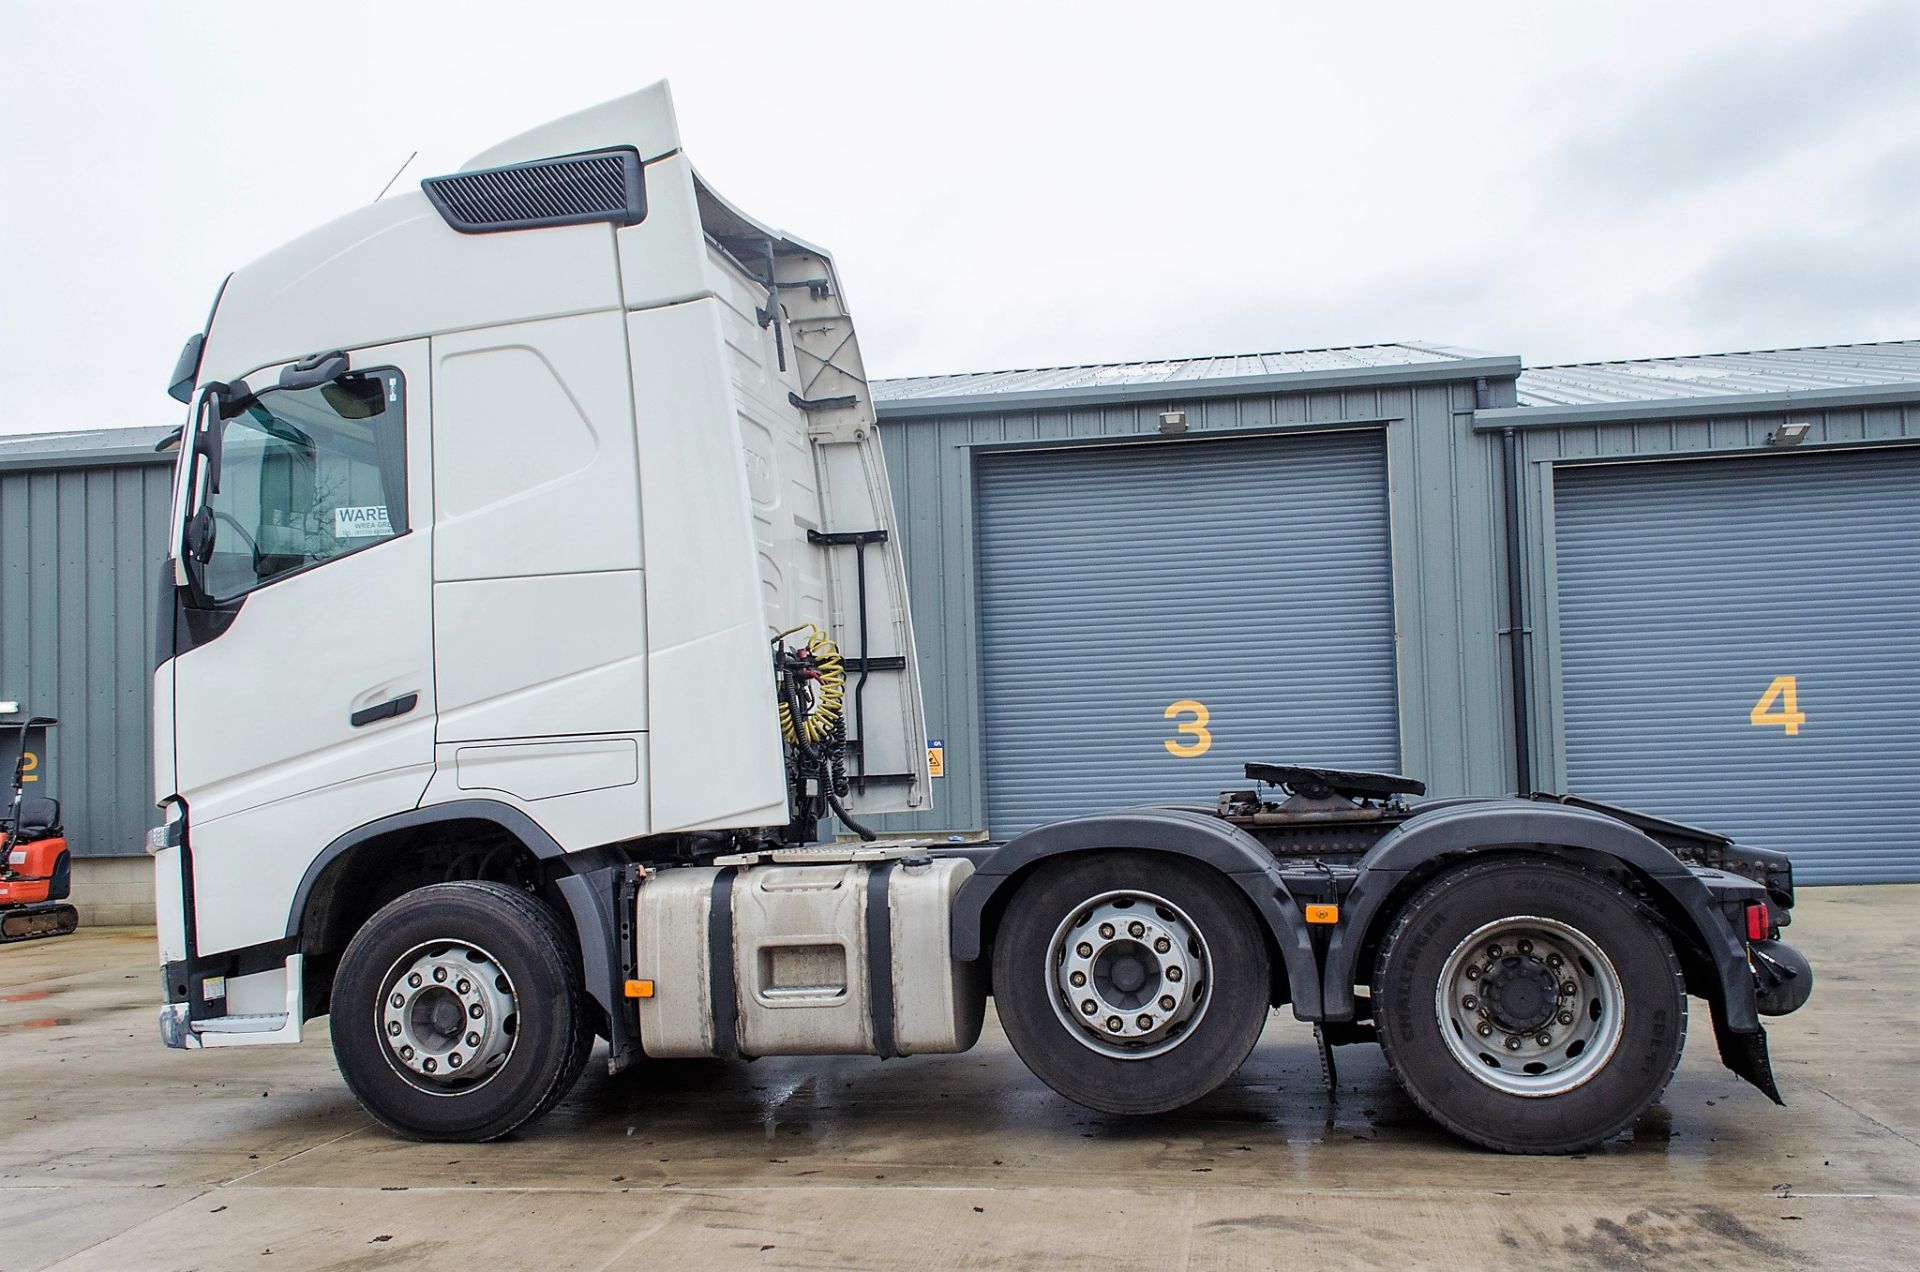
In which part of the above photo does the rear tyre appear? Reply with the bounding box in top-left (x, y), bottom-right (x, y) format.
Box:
top-left (331, 881), bottom-right (588, 1141)
top-left (1371, 857), bottom-right (1686, 1154)
top-left (992, 852), bottom-right (1271, 1115)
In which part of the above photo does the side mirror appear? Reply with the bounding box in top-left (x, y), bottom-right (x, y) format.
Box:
top-left (167, 333), bottom-right (205, 404)
top-left (184, 506), bottom-right (217, 564)
top-left (179, 506), bottom-right (215, 607)
top-left (192, 387), bottom-right (234, 495)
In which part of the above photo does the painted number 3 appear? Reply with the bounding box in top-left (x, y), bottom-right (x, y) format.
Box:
top-left (1164, 700), bottom-right (1212, 757)
top-left (1750, 676), bottom-right (1806, 736)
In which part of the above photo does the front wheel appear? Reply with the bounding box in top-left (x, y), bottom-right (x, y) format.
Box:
top-left (1372, 857), bottom-right (1687, 1154)
top-left (331, 881), bottom-right (592, 1141)
top-left (992, 852), bottom-right (1271, 1115)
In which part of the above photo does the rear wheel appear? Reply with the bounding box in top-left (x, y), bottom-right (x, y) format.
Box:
top-left (331, 881), bottom-right (591, 1141)
top-left (992, 853), bottom-right (1271, 1114)
top-left (1371, 857), bottom-right (1686, 1154)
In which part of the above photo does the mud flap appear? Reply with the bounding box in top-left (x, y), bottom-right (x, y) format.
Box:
top-left (1714, 1007), bottom-right (1783, 1105)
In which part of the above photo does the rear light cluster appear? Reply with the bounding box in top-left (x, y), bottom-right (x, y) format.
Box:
top-left (1745, 901), bottom-right (1771, 942)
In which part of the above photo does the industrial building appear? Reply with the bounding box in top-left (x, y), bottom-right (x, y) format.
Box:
top-left (2, 339), bottom-right (1916, 922)
top-left (867, 340), bottom-right (1920, 884)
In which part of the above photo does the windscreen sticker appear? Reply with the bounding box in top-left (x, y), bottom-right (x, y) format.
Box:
top-left (334, 506), bottom-right (392, 539)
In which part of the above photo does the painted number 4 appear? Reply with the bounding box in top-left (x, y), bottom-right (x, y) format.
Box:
top-left (1749, 676), bottom-right (1806, 736)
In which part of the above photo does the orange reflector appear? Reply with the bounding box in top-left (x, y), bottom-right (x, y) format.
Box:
top-left (1304, 904), bottom-right (1339, 925)
top-left (624, 979), bottom-right (655, 999)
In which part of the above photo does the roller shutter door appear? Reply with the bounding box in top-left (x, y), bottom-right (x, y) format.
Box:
top-left (1555, 447), bottom-right (1920, 884)
top-left (975, 431), bottom-right (1399, 839)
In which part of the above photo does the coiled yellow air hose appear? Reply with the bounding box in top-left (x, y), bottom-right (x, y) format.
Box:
top-left (776, 624), bottom-right (846, 745)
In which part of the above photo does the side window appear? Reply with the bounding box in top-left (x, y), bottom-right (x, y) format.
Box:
top-left (203, 369), bottom-right (407, 600)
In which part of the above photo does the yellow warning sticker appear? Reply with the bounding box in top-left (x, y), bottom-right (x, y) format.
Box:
top-left (927, 739), bottom-right (946, 778)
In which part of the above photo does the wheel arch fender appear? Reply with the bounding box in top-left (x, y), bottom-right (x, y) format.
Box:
top-left (1323, 800), bottom-right (1758, 1032)
top-left (287, 799), bottom-right (620, 1046)
top-left (952, 808), bottom-right (1322, 1018)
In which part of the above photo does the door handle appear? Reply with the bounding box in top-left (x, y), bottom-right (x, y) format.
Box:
top-left (349, 692), bottom-right (418, 728)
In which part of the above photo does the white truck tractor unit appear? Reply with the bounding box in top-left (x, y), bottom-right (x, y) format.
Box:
top-left (153, 83), bottom-right (1814, 1152)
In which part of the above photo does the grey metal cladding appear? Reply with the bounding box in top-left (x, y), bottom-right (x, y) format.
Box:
top-left (1553, 446), bottom-right (1920, 884)
top-left (0, 460), bottom-right (174, 857)
top-left (973, 431), bottom-right (1400, 839)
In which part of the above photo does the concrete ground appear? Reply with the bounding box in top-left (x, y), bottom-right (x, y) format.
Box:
top-left (1, 887), bottom-right (1915, 1272)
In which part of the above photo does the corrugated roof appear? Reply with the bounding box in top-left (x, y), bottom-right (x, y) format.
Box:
top-left (0, 426), bottom-right (176, 470)
top-left (872, 342), bottom-right (1497, 403)
top-left (1517, 340), bottom-right (1920, 407)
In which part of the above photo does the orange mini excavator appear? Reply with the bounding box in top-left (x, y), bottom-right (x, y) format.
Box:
top-left (1, 716), bottom-right (77, 942)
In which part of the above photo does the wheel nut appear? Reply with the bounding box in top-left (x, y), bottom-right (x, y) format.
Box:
top-left (433, 967), bottom-right (447, 983)
top-left (1136, 1014), bottom-right (1153, 1030)
top-left (1557, 1010), bottom-right (1574, 1026)
top-left (1465, 966), bottom-right (1481, 980)
top-left (1477, 1022), bottom-right (1493, 1037)
top-left (1461, 995), bottom-right (1477, 1010)
top-left (400, 1045), bottom-right (414, 1060)
top-left (408, 973), bottom-right (422, 988)
top-left (1106, 1016), bottom-right (1123, 1032)
top-left (456, 979), bottom-right (471, 994)
top-left (391, 993), bottom-right (405, 1008)
top-left (1504, 1035), bottom-right (1521, 1051)
top-left (1166, 966), bottom-right (1183, 982)
top-left (1128, 921), bottom-right (1145, 938)
top-left (1536, 1033), bottom-right (1552, 1046)
top-left (1487, 944), bottom-right (1502, 958)
top-left (468, 1003), bottom-right (483, 1019)
top-left (386, 1021), bottom-right (401, 1037)
top-left (1154, 938), bottom-right (1170, 954)
top-left (423, 1057), bottom-right (438, 1072)
top-left (1159, 995), bottom-right (1176, 1011)
top-left (1077, 942), bottom-right (1094, 958)
top-left (1561, 980), bottom-right (1577, 996)
top-left (1070, 971), bottom-right (1087, 987)
top-left (466, 1032), bottom-right (481, 1047)
top-left (1517, 940), bottom-right (1533, 955)
top-left (1099, 923), bottom-right (1115, 939)
top-left (449, 1052), bottom-right (463, 1068)
top-left (1546, 954), bottom-right (1562, 969)
top-left (1082, 1000), bottom-right (1097, 1016)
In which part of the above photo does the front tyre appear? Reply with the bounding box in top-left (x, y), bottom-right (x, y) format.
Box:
top-left (992, 853), bottom-right (1271, 1115)
top-left (331, 881), bottom-right (589, 1141)
top-left (1372, 857), bottom-right (1687, 1154)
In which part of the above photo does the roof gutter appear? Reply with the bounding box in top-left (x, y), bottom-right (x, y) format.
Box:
top-left (875, 355), bottom-right (1523, 421)
top-left (1476, 380), bottom-right (1920, 431)
top-left (0, 441), bottom-right (176, 474)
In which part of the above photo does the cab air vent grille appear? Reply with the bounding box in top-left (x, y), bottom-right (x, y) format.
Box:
top-left (421, 148), bottom-right (646, 234)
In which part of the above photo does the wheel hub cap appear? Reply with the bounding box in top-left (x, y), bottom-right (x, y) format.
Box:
top-left (378, 941), bottom-right (518, 1094)
top-left (1481, 958), bottom-right (1559, 1032)
top-left (1049, 891), bottom-right (1211, 1060)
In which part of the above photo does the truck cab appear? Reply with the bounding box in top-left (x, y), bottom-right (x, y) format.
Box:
top-left (155, 80), bottom-right (924, 1058)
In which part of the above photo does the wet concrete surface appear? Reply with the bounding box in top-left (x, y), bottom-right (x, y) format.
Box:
top-left (1, 886), bottom-right (1915, 1270)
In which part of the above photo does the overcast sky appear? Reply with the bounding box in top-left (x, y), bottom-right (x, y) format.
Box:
top-left (3, 0), bottom-right (1916, 434)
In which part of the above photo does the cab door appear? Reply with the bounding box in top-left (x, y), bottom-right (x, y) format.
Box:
top-left (169, 339), bottom-right (435, 955)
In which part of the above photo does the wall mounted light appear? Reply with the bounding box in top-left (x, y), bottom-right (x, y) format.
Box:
top-left (1767, 421), bottom-right (1810, 447)
top-left (1159, 410), bottom-right (1187, 435)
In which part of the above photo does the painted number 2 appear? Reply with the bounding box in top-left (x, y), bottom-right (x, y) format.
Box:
top-left (1749, 676), bottom-right (1806, 736)
top-left (1164, 700), bottom-right (1212, 757)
